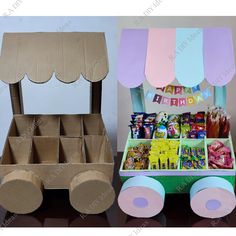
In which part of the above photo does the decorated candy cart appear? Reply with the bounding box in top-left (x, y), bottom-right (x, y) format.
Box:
top-left (0, 32), bottom-right (115, 214)
top-left (117, 28), bottom-right (236, 218)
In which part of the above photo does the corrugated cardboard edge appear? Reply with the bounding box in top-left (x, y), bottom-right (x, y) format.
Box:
top-left (0, 32), bottom-right (109, 84)
top-left (0, 170), bottom-right (43, 214)
top-left (69, 170), bottom-right (115, 214)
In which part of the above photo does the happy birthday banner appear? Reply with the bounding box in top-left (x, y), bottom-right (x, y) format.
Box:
top-left (145, 85), bottom-right (212, 107)
top-left (156, 84), bottom-right (201, 95)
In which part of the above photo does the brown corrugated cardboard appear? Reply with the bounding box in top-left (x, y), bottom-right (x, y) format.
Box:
top-left (0, 114), bottom-right (114, 214)
top-left (0, 32), bottom-right (114, 215)
top-left (59, 137), bottom-right (85, 163)
top-left (60, 115), bottom-right (83, 137)
top-left (0, 32), bottom-right (109, 84)
top-left (34, 115), bottom-right (60, 136)
top-left (2, 137), bottom-right (32, 164)
top-left (0, 170), bottom-right (43, 214)
top-left (69, 170), bottom-right (115, 214)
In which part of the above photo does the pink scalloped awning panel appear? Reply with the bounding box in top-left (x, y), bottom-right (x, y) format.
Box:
top-left (145, 28), bottom-right (176, 87)
top-left (204, 28), bottom-right (236, 86)
top-left (117, 29), bottom-right (148, 88)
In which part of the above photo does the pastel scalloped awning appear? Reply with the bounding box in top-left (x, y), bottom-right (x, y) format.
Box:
top-left (0, 32), bottom-right (109, 84)
top-left (118, 28), bottom-right (235, 88)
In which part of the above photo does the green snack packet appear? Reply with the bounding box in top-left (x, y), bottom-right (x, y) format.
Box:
top-left (181, 123), bottom-right (190, 138)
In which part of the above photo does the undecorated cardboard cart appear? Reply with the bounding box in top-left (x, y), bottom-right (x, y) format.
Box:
top-left (0, 32), bottom-right (115, 214)
top-left (117, 28), bottom-right (236, 218)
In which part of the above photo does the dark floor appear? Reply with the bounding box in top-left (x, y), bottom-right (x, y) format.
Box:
top-left (0, 153), bottom-right (236, 227)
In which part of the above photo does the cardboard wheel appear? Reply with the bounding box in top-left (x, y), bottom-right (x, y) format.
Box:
top-left (0, 170), bottom-right (43, 214)
top-left (118, 176), bottom-right (165, 218)
top-left (69, 170), bottom-right (115, 214)
top-left (190, 176), bottom-right (236, 218)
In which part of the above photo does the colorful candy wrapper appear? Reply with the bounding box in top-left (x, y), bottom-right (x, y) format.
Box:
top-left (208, 140), bottom-right (233, 169)
top-left (155, 124), bottom-right (167, 139)
top-left (156, 111), bottom-right (169, 125)
top-left (129, 124), bottom-right (142, 139)
top-left (131, 113), bottom-right (145, 122)
top-left (144, 113), bottom-right (156, 124)
top-left (181, 123), bottom-right (190, 138)
top-left (197, 130), bottom-right (206, 139)
top-left (159, 154), bottom-right (168, 169)
top-left (168, 114), bottom-right (180, 123)
top-left (189, 130), bottom-right (197, 139)
top-left (167, 122), bottom-right (180, 138)
top-left (169, 155), bottom-right (178, 169)
top-left (143, 124), bottom-right (152, 139)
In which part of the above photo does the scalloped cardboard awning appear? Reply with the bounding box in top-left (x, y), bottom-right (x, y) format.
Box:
top-left (0, 32), bottom-right (109, 84)
top-left (118, 28), bottom-right (236, 88)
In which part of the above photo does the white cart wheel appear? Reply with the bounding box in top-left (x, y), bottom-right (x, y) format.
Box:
top-left (118, 176), bottom-right (165, 218)
top-left (190, 176), bottom-right (236, 218)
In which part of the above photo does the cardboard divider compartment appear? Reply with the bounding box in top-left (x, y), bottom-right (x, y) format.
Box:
top-left (59, 137), bottom-right (85, 163)
top-left (31, 137), bottom-right (59, 164)
top-left (60, 115), bottom-right (83, 137)
top-left (1, 137), bottom-right (32, 164)
top-left (206, 138), bottom-right (235, 169)
top-left (179, 139), bottom-right (207, 170)
top-left (34, 115), bottom-right (60, 136)
top-left (82, 114), bottom-right (105, 135)
top-left (8, 115), bottom-right (35, 137)
top-left (84, 135), bottom-right (113, 163)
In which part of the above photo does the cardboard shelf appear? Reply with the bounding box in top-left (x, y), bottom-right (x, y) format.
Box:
top-left (2, 115), bottom-right (113, 166)
top-left (31, 137), bottom-right (59, 164)
top-left (34, 115), bottom-right (60, 136)
top-left (0, 114), bottom-right (114, 197)
top-left (60, 115), bottom-right (83, 137)
top-left (59, 137), bottom-right (85, 163)
top-left (84, 135), bottom-right (113, 163)
top-left (8, 115), bottom-right (35, 137)
top-left (82, 114), bottom-right (105, 135)
top-left (1, 137), bottom-right (32, 164)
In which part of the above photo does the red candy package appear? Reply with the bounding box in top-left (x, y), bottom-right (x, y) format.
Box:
top-left (209, 140), bottom-right (224, 151)
top-left (208, 140), bottom-right (233, 169)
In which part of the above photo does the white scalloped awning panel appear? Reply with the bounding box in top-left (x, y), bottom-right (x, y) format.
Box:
top-left (0, 32), bottom-right (109, 84)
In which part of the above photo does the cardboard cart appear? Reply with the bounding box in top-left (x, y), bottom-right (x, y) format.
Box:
top-left (0, 32), bottom-right (115, 214)
top-left (117, 28), bottom-right (236, 218)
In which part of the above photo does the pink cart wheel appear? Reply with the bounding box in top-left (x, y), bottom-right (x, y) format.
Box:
top-left (190, 177), bottom-right (236, 218)
top-left (118, 176), bottom-right (165, 218)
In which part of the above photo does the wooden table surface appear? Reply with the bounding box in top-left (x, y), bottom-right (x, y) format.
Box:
top-left (0, 152), bottom-right (236, 227)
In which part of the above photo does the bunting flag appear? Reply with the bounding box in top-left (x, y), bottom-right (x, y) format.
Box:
top-left (184, 87), bottom-right (192, 94)
top-left (192, 85), bottom-right (201, 93)
top-left (174, 86), bottom-right (183, 95)
top-left (165, 85), bottom-right (174, 94)
top-left (156, 84), bottom-right (202, 95)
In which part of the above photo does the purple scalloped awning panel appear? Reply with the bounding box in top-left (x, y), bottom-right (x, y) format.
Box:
top-left (117, 29), bottom-right (148, 88)
top-left (204, 28), bottom-right (235, 86)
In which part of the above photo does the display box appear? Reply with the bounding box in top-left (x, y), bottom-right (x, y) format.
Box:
top-left (0, 32), bottom-right (115, 215)
top-left (120, 132), bottom-right (236, 193)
